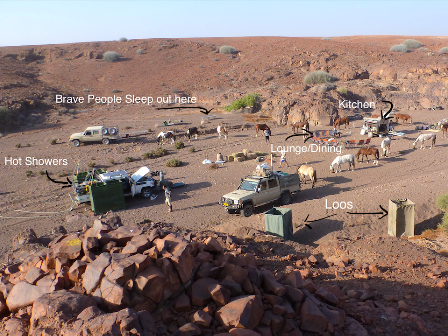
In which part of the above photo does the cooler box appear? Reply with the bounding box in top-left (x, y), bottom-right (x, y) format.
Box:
top-left (90, 180), bottom-right (125, 215)
top-left (265, 207), bottom-right (294, 241)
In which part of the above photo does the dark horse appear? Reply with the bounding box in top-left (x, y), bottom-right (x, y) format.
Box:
top-left (187, 127), bottom-right (199, 140)
top-left (442, 122), bottom-right (448, 138)
top-left (334, 116), bottom-right (350, 129)
top-left (255, 124), bottom-right (271, 137)
top-left (292, 121), bottom-right (310, 134)
top-left (356, 146), bottom-right (379, 164)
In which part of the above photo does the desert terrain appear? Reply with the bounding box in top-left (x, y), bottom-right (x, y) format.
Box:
top-left (0, 35), bottom-right (448, 335)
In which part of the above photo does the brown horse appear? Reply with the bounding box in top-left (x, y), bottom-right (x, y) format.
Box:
top-left (292, 121), bottom-right (309, 134)
top-left (395, 113), bottom-right (412, 124)
top-left (442, 123), bottom-right (448, 138)
top-left (356, 146), bottom-right (379, 164)
top-left (255, 124), bottom-right (271, 137)
top-left (298, 165), bottom-right (317, 188)
top-left (334, 116), bottom-right (350, 129)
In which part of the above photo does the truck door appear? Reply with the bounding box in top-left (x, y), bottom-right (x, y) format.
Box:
top-left (255, 180), bottom-right (271, 204)
top-left (83, 130), bottom-right (94, 142)
top-left (266, 177), bottom-right (281, 201)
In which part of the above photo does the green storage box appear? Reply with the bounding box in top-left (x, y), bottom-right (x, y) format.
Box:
top-left (265, 207), bottom-right (294, 241)
top-left (388, 199), bottom-right (415, 237)
top-left (90, 180), bottom-right (125, 215)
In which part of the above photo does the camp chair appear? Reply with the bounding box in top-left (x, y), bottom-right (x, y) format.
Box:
top-left (329, 139), bottom-right (338, 146)
top-left (365, 138), bottom-right (371, 145)
top-left (357, 139), bottom-right (365, 146)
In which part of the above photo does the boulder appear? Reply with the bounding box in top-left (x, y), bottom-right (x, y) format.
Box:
top-left (104, 257), bottom-right (136, 286)
top-left (300, 298), bottom-right (327, 332)
top-left (68, 260), bottom-right (87, 283)
top-left (122, 235), bottom-right (151, 254)
top-left (209, 284), bottom-right (231, 306)
top-left (98, 224), bottom-right (143, 246)
top-left (220, 263), bottom-right (248, 286)
top-left (173, 322), bottom-right (201, 336)
top-left (262, 271), bottom-right (286, 296)
top-left (191, 277), bottom-right (219, 306)
top-left (229, 329), bottom-right (261, 336)
top-left (135, 265), bottom-right (166, 303)
top-left (215, 295), bottom-right (264, 329)
top-left (6, 281), bottom-right (53, 311)
top-left (100, 276), bottom-right (130, 308)
top-left (175, 293), bottom-right (191, 312)
top-left (282, 270), bottom-right (303, 289)
top-left (52, 234), bottom-right (83, 260)
top-left (193, 309), bottom-right (212, 327)
top-left (25, 267), bottom-right (45, 285)
top-left (204, 237), bottom-right (222, 253)
top-left (82, 252), bottom-right (111, 294)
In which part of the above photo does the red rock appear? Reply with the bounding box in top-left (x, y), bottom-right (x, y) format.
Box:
top-left (175, 293), bottom-right (191, 312)
top-left (300, 298), bottom-right (327, 333)
top-left (215, 295), bottom-right (264, 329)
top-left (302, 280), bottom-right (317, 294)
top-left (0, 292), bottom-right (7, 316)
top-left (173, 322), bottom-right (201, 336)
top-left (229, 328), bottom-right (261, 336)
top-left (280, 299), bottom-right (296, 318)
top-left (196, 251), bottom-right (213, 263)
top-left (436, 279), bottom-right (447, 288)
top-left (209, 284), bottom-right (231, 306)
top-left (264, 294), bottom-right (282, 306)
top-left (145, 246), bottom-right (158, 259)
top-left (135, 265), bottom-right (167, 303)
top-left (68, 260), bottom-right (87, 283)
top-left (193, 309), bottom-right (212, 327)
top-left (204, 237), bottom-right (222, 253)
top-left (25, 267), bottom-right (45, 285)
top-left (82, 236), bottom-right (99, 254)
top-left (398, 300), bottom-right (409, 312)
top-left (307, 255), bottom-right (318, 264)
top-left (98, 224), bottom-right (143, 246)
top-left (271, 314), bottom-right (284, 332)
top-left (5, 263), bottom-right (21, 275)
top-left (284, 285), bottom-right (304, 303)
top-left (122, 235), bottom-right (151, 254)
top-left (254, 326), bottom-right (272, 336)
top-left (321, 285), bottom-right (344, 299)
top-left (19, 255), bottom-right (42, 273)
top-left (30, 290), bottom-right (96, 333)
top-left (220, 263), bottom-right (248, 285)
top-left (8, 271), bottom-right (26, 285)
top-left (262, 271), bottom-right (286, 296)
top-left (282, 270), bottom-right (304, 289)
top-left (345, 317), bottom-right (368, 336)
top-left (320, 306), bottom-right (344, 327)
top-left (315, 287), bottom-right (339, 306)
top-left (191, 277), bottom-right (219, 306)
top-left (299, 269), bottom-right (312, 279)
top-left (221, 277), bottom-right (243, 296)
top-left (127, 253), bottom-right (152, 276)
top-left (197, 262), bottom-right (214, 278)
top-left (6, 281), bottom-right (53, 311)
top-left (384, 294), bottom-right (399, 302)
top-left (52, 234), bottom-right (83, 260)
top-left (242, 278), bottom-right (253, 294)
top-left (273, 304), bottom-right (286, 315)
top-left (104, 257), bottom-right (136, 286)
top-left (82, 252), bottom-right (111, 295)
top-left (55, 257), bottom-right (71, 273)
top-left (169, 239), bottom-right (196, 284)
top-left (3, 318), bottom-right (27, 336)
top-left (81, 251), bottom-right (96, 263)
top-left (100, 276), bottom-right (130, 308)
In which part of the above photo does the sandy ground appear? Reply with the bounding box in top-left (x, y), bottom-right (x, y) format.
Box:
top-left (0, 106), bottom-right (447, 261)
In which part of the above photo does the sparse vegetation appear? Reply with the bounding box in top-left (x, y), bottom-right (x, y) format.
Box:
top-left (87, 162), bottom-right (96, 167)
top-left (189, 147), bottom-right (195, 153)
top-left (401, 39), bottom-right (423, 49)
top-left (166, 158), bottom-right (182, 167)
top-left (111, 89), bottom-right (121, 93)
top-left (103, 51), bottom-right (121, 62)
top-left (390, 45), bottom-right (408, 53)
top-left (142, 152), bottom-right (155, 159)
top-left (155, 147), bottom-right (168, 157)
top-left (49, 139), bottom-right (57, 145)
top-left (174, 141), bottom-right (185, 149)
top-left (125, 156), bottom-right (135, 163)
top-left (219, 46), bottom-right (237, 54)
top-left (438, 47), bottom-right (448, 54)
top-left (0, 107), bottom-right (16, 132)
top-left (208, 163), bottom-right (218, 170)
top-left (119, 37), bottom-right (128, 42)
top-left (38, 170), bottom-right (45, 175)
top-left (109, 159), bottom-right (115, 165)
top-left (337, 87), bottom-right (348, 94)
top-left (58, 172), bottom-right (67, 177)
top-left (137, 49), bottom-right (143, 55)
top-left (321, 37), bottom-right (332, 41)
top-left (436, 193), bottom-right (448, 231)
top-left (25, 170), bottom-right (33, 177)
top-left (15, 143), bottom-right (21, 148)
top-left (303, 70), bottom-right (335, 85)
top-left (225, 93), bottom-right (260, 112)
top-left (124, 126), bottom-right (132, 130)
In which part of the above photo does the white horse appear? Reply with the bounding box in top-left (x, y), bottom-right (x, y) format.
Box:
top-left (330, 154), bottom-right (355, 173)
top-left (381, 136), bottom-right (392, 156)
top-left (157, 131), bottom-right (176, 145)
top-left (412, 133), bottom-right (436, 149)
top-left (217, 125), bottom-right (228, 140)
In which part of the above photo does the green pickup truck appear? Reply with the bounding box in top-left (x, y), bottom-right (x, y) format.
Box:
top-left (219, 172), bottom-right (301, 217)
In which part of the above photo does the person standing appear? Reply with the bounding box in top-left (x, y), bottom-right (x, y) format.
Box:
top-left (163, 185), bottom-right (173, 212)
top-left (279, 149), bottom-right (290, 168)
top-left (264, 128), bottom-right (270, 143)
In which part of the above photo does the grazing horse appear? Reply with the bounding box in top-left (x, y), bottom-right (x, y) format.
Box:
top-left (356, 146), bottom-right (379, 164)
top-left (292, 121), bottom-right (309, 134)
top-left (441, 123), bottom-right (448, 138)
top-left (330, 154), bottom-right (355, 173)
top-left (255, 124), bottom-right (271, 137)
top-left (217, 125), bottom-right (228, 140)
top-left (187, 127), bottom-right (199, 140)
top-left (297, 165), bottom-right (317, 188)
top-left (395, 113), bottom-right (412, 124)
top-left (381, 136), bottom-right (392, 156)
top-left (412, 133), bottom-right (436, 149)
top-left (334, 117), bottom-right (350, 129)
top-left (157, 131), bottom-right (176, 145)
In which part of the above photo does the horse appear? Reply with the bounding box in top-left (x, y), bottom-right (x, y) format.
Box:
top-left (412, 133), bottom-right (436, 149)
top-left (381, 136), bottom-right (392, 156)
top-left (255, 124), bottom-right (271, 137)
top-left (292, 121), bottom-right (309, 134)
top-left (356, 146), bottom-right (379, 164)
top-left (217, 125), bottom-right (228, 140)
top-left (371, 114), bottom-right (380, 118)
top-left (157, 131), bottom-right (176, 145)
top-left (187, 127), bottom-right (199, 140)
top-left (297, 165), bottom-right (317, 188)
top-left (441, 123), bottom-right (448, 138)
top-left (334, 117), bottom-right (350, 129)
top-left (330, 154), bottom-right (355, 173)
top-left (395, 113), bottom-right (412, 124)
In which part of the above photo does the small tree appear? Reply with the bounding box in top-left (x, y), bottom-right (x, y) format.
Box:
top-left (436, 193), bottom-right (448, 231)
top-left (166, 158), bottom-right (182, 167)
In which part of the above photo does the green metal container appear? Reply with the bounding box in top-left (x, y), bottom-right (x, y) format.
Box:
top-left (388, 199), bottom-right (415, 237)
top-left (265, 207), bottom-right (294, 241)
top-left (90, 180), bottom-right (125, 215)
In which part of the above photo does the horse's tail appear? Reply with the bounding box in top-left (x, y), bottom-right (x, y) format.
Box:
top-left (313, 169), bottom-right (317, 183)
top-left (375, 149), bottom-right (379, 160)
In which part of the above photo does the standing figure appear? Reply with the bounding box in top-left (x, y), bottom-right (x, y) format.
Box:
top-left (279, 149), bottom-right (290, 168)
top-left (264, 128), bottom-right (271, 143)
top-left (163, 185), bottom-right (173, 212)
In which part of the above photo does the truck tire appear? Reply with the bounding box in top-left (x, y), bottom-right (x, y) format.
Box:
top-left (109, 127), bottom-right (118, 135)
top-left (281, 192), bottom-right (292, 205)
top-left (141, 187), bottom-right (152, 199)
top-left (72, 140), bottom-right (81, 147)
top-left (102, 128), bottom-right (109, 135)
top-left (241, 203), bottom-right (254, 217)
top-left (102, 138), bottom-right (110, 145)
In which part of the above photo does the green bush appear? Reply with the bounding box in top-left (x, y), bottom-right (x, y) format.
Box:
top-left (337, 87), bottom-right (348, 94)
top-left (109, 159), bottom-right (115, 165)
top-left (225, 93), bottom-right (260, 112)
top-left (189, 147), bottom-right (195, 153)
top-left (401, 39), bottom-right (423, 49)
top-left (125, 156), bottom-right (135, 163)
top-left (119, 37), bottom-right (128, 42)
top-left (137, 49), bottom-right (143, 55)
top-left (219, 46), bottom-right (237, 54)
top-left (142, 152), bottom-right (155, 159)
top-left (38, 170), bottom-right (45, 175)
top-left (174, 141), bottom-right (185, 149)
top-left (439, 213), bottom-right (448, 231)
top-left (438, 47), bottom-right (448, 54)
top-left (15, 143), bottom-right (22, 148)
top-left (321, 37), bottom-right (332, 41)
top-left (87, 162), bottom-right (96, 167)
top-left (49, 139), bottom-right (57, 145)
top-left (303, 70), bottom-right (335, 85)
top-left (25, 170), bottom-right (33, 177)
top-left (0, 107), bottom-right (16, 132)
top-left (103, 51), bottom-right (121, 62)
top-left (155, 147), bottom-right (168, 157)
top-left (436, 193), bottom-right (448, 212)
top-left (390, 45), bottom-right (408, 53)
top-left (166, 158), bottom-right (182, 167)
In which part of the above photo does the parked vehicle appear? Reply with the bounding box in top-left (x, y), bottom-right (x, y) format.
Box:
top-left (219, 171), bottom-right (301, 217)
top-left (69, 126), bottom-right (119, 146)
top-left (362, 117), bottom-right (390, 137)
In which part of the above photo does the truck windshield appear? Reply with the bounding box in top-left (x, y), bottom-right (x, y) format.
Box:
top-left (239, 180), bottom-right (258, 191)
